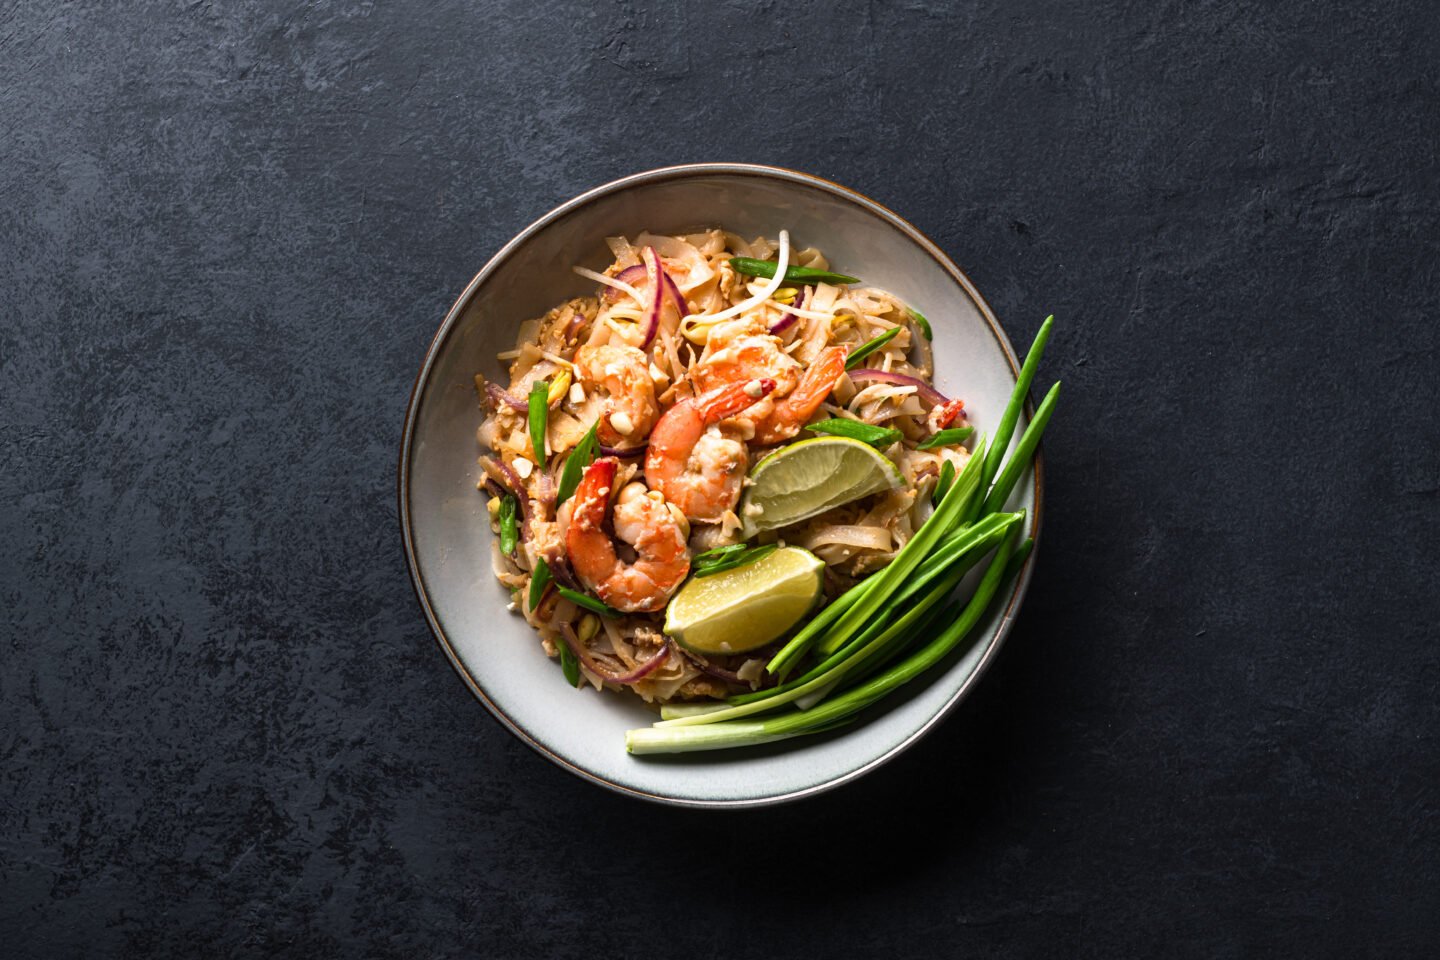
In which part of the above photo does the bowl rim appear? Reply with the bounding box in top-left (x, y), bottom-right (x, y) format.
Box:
top-left (397, 162), bottom-right (1043, 808)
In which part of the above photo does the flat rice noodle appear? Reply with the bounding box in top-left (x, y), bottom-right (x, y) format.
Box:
top-left (795, 523), bottom-right (894, 552)
top-left (636, 232), bottom-right (714, 294)
top-left (606, 235), bottom-right (640, 268)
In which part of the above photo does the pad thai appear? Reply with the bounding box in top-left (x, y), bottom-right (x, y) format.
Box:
top-left (475, 228), bottom-right (974, 704)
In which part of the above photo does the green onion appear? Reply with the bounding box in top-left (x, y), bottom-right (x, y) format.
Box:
top-left (728, 257), bottom-right (859, 286)
top-left (625, 524), bottom-right (1023, 754)
top-left (933, 460), bottom-right (956, 505)
top-left (844, 327), bottom-right (901, 370)
top-left (556, 421), bottom-right (600, 505)
top-left (528, 557), bottom-right (553, 611)
top-left (691, 543), bottom-right (748, 565)
top-left (807, 440), bottom-right (986, 660)
top-left (694, 544), bottom-right (776, 578)
top-left (620, 313), bottom-right (1059, 755)
top-left (765, 438), bottom-right (985, 676)
top-left (804, 418), bottom-right (902, 447)
top-left (917, 426), bottom-right (974, 449)
top-left (908, 307), bottom-right (933, 340)
top-left (528, 379), bottom-right (550, 467)
top-left (727, 516), bottom-right (1014, 706)
top-left (659, 702), bottom-right (733, 720)
top-left (805, 512), bottom-right (1018, 675)
top-left (559, 643), bottom-right (581, 687)
top-left (555, 585), bottom-right (618, 618)
top-left (981, 380), bottom-right (1060, 515)
top-left (498, 495), bottom-right (518, 555)
top-left (977, 315), bottom-right (1052, 518)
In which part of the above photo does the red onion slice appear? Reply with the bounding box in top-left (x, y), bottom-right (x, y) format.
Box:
top-left (560, 624), bottom-right (673, 685)
top-left (768, 286), bottom-right (808, 335)
top-left (479, 456), bottom-right (530, 522)
top-left (485, 382), bottom-right (529, 413)
top-left (639, 246), bottom-right (665, 347)
top-left (661, 270), bottom-right (689, 318)
top-left (598, 443), bottom-right (646, 459)
top-left (602, 261), bottom-right (688, 317)
top-left (846, 368), bottom-right (950, 406)
top-left (601, 265), bottom-right (649, 303)
top-left (678, 647), bottom-right (779, 689)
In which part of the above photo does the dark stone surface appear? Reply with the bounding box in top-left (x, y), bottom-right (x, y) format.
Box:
top-left (3, 1), bottom-right (1437, 956)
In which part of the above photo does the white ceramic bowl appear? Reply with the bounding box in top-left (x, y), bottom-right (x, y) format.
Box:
top-left (399, 163), bottom-right (1041, 807)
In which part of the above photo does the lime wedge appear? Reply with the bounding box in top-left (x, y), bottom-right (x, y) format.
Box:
top-left (738, 436), bottom-right (905, 537)
top-left (665, 547), bottom-right (824, 655)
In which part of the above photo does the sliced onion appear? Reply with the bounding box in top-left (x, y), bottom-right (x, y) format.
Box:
top-left (769, 286), bottom-right (808, 335)
top-left (574, 265), bottom-right (644, 304)
top-left (640, 246), bottom-right (664, 347)
top-left (675, 649), bottom-right (744, 686)
top-left (485, 382), bottom-right (529, 413)
top-left (677, 647), bottom-right (781, 690)
top-left (846, 368), bottom-right (950, 406)
top-left (603, 263), bottom-right (688, 315)
top-left (480, 456), bottom-right (530, 521)
top-left (598, 443), bottom-right (646, 459)
top-left (661, 271), bottom-right (688, 317)
top-left (560, 623), bottom-right (672, 685)
top-left (601, 265), bottom-right (649, 303)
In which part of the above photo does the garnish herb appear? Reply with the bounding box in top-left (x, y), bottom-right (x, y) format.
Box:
top-left (559, 643), bottom-right (582, 687)
top-left (528, 556), bottom-right (553, 612)
top-left (694, 544), bottom-right (777, 579)
top-left (727, 257), bottom-right (860, 286)
top-left (933, 460), bottom-right (955, 505)
top-left (528, 379), bottom-right (550, 467)
top-left (498, 494), bottom-right (518, 555)
top-left (556, 421), bottom-right (600, 505)
top-left (917, 427), bottom-right (975, 449)
top-left (844, 327), bottom-right (901, 370)
top-left (908, 307), bottom-right (933, 340)
top-left (804, 419), bottom-right (902, 448)
top-left (977, 315), bottom-right (1053, 519)
top-left (691, 544), bottom-right (748, 565)
top-left (556, 585), bottom-right (618, 618)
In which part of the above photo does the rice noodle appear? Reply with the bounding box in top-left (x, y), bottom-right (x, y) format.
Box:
top-left (794, 524), bottom-right (894, 552)
top-left (685, 231), bottom-right (790, 324)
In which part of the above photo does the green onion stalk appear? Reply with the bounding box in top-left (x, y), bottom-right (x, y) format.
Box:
top-left (626, 524), bottom-right (1026, 754)
top-left (618, 314), bottom-right (1060, 754)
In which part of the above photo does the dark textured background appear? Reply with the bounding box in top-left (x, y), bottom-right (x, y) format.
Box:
top-left (3, 1), bottom-right (1437, 956)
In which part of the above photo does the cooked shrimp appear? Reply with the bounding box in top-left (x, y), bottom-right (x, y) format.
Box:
top-left (692, 318), bottom-right (801, 396)
top-left (567, 457), bottom-right (690, 613)
top-left (645, 378), bottom-right (777, 523)
top-left (573, 344), bottom-right (659, 448)
top-left (749, 346), bottom-right (849, 445)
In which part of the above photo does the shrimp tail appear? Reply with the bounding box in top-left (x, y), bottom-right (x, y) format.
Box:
top-left (753, 347), bottom-right (847, 444)
top-left (697, 377), bottom-right (778, 424)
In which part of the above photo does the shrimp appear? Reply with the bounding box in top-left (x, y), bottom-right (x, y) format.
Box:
top-left (693, 321), bottom-right (847, 446)
top-left (692, 318), bottom-right (801, 396)
top-left (566, 457), bottom-right (690, 613)
top-left (573, 344), bottom-right (659, 448)
top-left (749, 346), bottom-right (849, 445)
top-left (645, 378), bottom-right (777, 523)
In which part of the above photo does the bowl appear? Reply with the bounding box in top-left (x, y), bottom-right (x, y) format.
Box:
top-left (398, 163), bottom-right (1041, 807)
